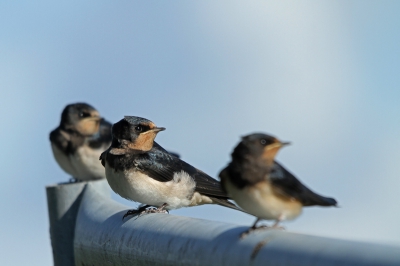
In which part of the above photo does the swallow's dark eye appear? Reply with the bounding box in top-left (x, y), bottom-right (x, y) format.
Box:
top-left (260, 139), bottom-right (267, 145)
top-left (135, 126), bottom-right (143, 132)
top-left (79, 111), bottom-right (91, 118)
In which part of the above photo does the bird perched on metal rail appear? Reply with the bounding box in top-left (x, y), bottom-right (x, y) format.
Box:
top-left (100, 116), bottom-right (243, 219)
top-left (50, 103), bottom-right (112, 181)
top-left (50, 103), bottom-right (180, 182)
top-left (219, 133), bottom-right (337, 237)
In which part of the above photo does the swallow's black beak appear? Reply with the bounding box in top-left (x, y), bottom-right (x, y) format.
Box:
top-left (152, 127), bottom-right (166, 133)
top-left (85, 116), bottom-right (102, 121)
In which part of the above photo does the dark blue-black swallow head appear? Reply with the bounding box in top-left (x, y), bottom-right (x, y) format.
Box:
top-left (233, 133), bottom-right (290, 162)
top-left (60, 103), bottom-right (102, 135)
top-left (111, 116), bottom-right (165, 151)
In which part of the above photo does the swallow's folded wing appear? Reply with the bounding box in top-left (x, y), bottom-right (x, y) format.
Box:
top-left (271, 162), bottom-right (337, 207)
top-left (135, 148), bottom-right (229, 199)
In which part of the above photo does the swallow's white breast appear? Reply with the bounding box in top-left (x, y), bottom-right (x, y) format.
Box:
top-left (224, 178), bottom-right (302, 221)
top-left (105, 163), bottom-right (196, 210)
top-left (51, 143), bottom-right (78, 177)
top-left (51, 143), bottom-right (106, 181)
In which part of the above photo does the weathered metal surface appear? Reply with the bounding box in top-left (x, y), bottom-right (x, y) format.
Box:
top-left (46, 180), bottom-right (109, 266)
top-left (73, 182), bottom-right (400, 266)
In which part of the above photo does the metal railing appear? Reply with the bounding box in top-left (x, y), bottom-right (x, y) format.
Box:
top-left (46, 180), bottom-right (400, 266)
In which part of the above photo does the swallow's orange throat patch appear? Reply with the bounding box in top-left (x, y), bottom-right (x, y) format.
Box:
top-left (76, 119), bottom-right (100, 136)
top-left (128, 132), bottom-right (157, 151)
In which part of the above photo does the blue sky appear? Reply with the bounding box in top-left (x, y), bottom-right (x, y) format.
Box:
top-left (1, 1), bottom-right (400, 265)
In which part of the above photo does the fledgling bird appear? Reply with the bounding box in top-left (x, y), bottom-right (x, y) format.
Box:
top-left (219, 133), bottom-right (337, 236)
top-left (100, 116), bottom-right (243, 219)
top-left (49, 103), bottom-right (112, 181)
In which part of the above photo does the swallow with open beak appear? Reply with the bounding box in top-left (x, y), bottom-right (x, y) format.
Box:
top-left (100, 116), bottom-right (243, 219)
top-left (219, 133), bottom-right (337, 236)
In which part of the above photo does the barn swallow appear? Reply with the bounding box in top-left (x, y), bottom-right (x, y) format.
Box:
top-left (49, 103), bottom-right (112, 181)
top-left (219, 133), bottom-right (337, 237)
top-left (100, 116), bottom-right (243, 219)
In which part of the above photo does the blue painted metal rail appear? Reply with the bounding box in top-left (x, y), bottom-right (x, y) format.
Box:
top-left (46, 180), bottom-right (400, 266)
